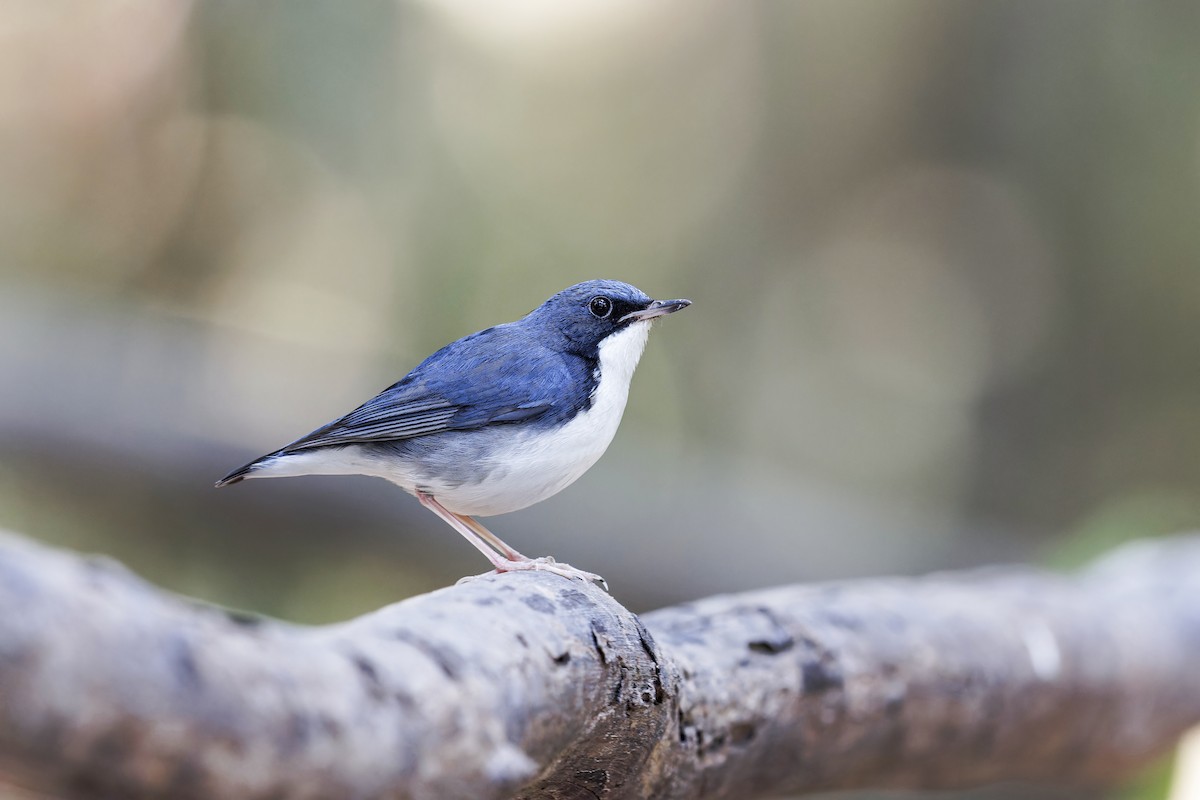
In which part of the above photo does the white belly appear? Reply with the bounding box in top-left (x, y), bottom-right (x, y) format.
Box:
top-left (415, 408), bottom-right (622, 515)
top-left (407, 320), bottom-right (650, 515)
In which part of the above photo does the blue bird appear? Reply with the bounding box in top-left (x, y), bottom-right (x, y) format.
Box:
top-left (216, 280), bottom-right (690, 587)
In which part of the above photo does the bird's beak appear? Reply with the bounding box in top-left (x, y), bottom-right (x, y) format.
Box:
top-left (620, 298), bottom-right (692, 323)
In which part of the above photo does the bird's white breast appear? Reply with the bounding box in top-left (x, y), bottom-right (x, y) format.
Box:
top-left (448, 319), bottom-right (652, 515)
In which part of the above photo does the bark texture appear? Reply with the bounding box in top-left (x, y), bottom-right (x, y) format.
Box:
top-left (0, 530), bottom-right (1198, 799)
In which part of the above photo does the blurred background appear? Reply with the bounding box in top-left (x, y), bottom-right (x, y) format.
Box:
top-left (0, 1), bottom-right (1198, 797)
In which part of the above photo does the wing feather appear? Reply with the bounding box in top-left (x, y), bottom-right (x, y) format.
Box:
top-left (275, 324), bottom-right (586, 454)
top-left (280, 402), bottom-right (458, 451)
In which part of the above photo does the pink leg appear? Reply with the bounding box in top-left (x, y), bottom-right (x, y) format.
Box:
top-left (452, 511), bottom-right (529, 561)
top-left (416, 492), bottom-right (515, 569)
top-left (416, 492), bottom-right (608, 590)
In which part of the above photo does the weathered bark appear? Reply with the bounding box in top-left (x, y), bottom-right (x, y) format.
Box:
top-left (0, 529), bottom-right (1197, 799)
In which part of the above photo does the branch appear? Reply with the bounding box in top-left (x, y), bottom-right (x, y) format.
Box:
top-left (0, 530), bottom-right (1198, 799)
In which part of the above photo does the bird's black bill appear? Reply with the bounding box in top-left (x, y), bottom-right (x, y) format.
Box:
top-left (619, 298), bottom-right (692, 323)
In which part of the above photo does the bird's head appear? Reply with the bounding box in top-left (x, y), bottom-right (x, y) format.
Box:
top-left (529, 279), bottom-right (691, 351)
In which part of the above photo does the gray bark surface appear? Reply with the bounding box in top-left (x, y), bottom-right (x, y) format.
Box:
top-left (0, 530), bottom-right (1197, 799)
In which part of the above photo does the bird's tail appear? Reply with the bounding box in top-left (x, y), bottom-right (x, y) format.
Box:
top-left (214, 463), bottom-right (253, 488)
top-left (215, 446), bottom-right (349, 488)
top-left (214, 452), bottom-right (278, 488)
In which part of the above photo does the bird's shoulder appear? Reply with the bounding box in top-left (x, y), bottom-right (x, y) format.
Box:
top-left (410, 322), bottom-right (591, 403)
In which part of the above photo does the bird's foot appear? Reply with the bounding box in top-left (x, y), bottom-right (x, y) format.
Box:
top-left (459, 556), bottom-right (607, 591)
top-left (522, 557), bottom-right (608, 591)
top-left (455, 557), bottom-right (608, 591)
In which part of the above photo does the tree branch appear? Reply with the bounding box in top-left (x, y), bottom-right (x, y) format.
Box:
top-left (0, 529), bottom-right (1197, 799)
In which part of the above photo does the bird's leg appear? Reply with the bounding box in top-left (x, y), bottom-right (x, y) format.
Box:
top-left (416, 492), bottom-right (511, 566)
top-left (451, 512), bottom-right (530, 561)
top-left (416, 492), bottom-right (608, 590)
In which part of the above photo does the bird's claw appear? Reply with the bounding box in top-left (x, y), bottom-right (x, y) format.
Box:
top-left (525, 558), bottom-right (608, 591)
top-left (457, 557), bottom-right (608, 592)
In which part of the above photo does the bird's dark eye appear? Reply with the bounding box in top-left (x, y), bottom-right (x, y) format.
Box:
top-left (588, 296), bottom-right (613, 319)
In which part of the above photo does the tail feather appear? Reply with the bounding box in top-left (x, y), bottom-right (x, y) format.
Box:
top-left (214, 453), bottom-right (275, 488)
top-left (216, 445), bottom-right (372, 488)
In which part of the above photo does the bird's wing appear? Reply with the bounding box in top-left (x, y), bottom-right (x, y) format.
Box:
top-left (278, 326), bottom-right (588, 453)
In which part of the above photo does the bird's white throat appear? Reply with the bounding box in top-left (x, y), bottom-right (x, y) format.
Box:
top-left (591, 318), bottom-right (652, 406)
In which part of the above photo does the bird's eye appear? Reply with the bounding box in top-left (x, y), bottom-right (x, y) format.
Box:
top-left (588, 296), bottom-right (613, 319)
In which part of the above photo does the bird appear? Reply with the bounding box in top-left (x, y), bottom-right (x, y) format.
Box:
top-left (216, 279), bottom-right (691, 588)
